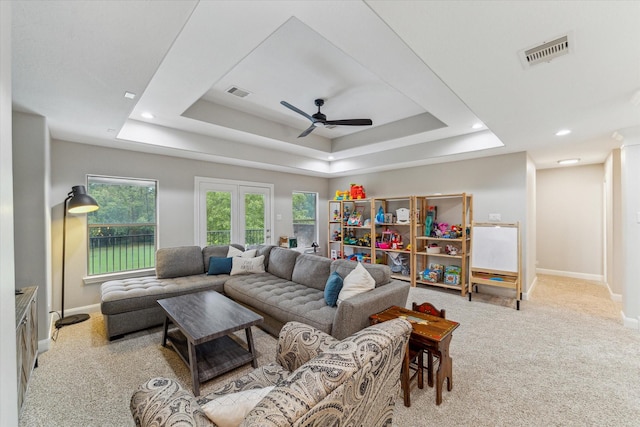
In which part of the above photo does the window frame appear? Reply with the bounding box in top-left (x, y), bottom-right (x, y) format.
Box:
top-left (85, 175), bottom-right (158, 278)
top-left (292, 191), bottom-right (318, 249)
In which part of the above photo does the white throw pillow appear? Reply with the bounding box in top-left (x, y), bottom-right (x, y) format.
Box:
top-left (241, 248), bottom-right (257, 258)
top-left (230, 255), bottom-right (265, 275)
top-left (227, 246), bottom-right (244, 257)
top-left (201, 386), bottom-right (274, 427)
top-left (227, 247), bottom-right (257, 258)
top-left (337, 262), bottom-right (375, 305)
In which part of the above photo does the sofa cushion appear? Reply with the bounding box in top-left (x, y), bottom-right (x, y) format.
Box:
top-left (324, 272), bottom-right (343, 307)
top-left (156, 246), bottom-right (204, 279)
top-left (337, 262), bottom-right (375, 305)
top-left (266, 247), bottom-right (300, 281)
top-left (230, 255), bottom-right (265, 275)
top-left (330, 259), bottom-right (391, 287)
top-left (207, 257), bottom-right (233, 275)
top-left (202, 244), bottom-right (243, 268)
top-left (291, 254), bottom-right (332, 291)
top-left (224, 273), bottom-right (335, 334)
top-left (248, 245), bottom-right (275, 270)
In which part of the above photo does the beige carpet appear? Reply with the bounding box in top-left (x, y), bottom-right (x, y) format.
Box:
top-left (20, 275), bottom-right (640, 426)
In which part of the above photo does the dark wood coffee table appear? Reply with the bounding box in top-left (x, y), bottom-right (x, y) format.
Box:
top-left (158, 291), bottom-right (263, 396)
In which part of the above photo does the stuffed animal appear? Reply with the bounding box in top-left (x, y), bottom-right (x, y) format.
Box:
top-left (350, 184), bottom-right (366, 200)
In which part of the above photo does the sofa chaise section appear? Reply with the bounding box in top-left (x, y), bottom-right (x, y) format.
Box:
top-left (100, 244), bottom-right (243, 339)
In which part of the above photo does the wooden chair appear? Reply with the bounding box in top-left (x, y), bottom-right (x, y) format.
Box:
top-left (410, 302), bottom-right (446, 388)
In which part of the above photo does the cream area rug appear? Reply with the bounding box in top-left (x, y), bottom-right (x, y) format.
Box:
top-left (19, 275), bottom-right (640, 426)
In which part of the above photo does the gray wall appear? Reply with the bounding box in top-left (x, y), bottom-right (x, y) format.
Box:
top-left (329, 152), bottom-right (532, 293)
top-left (536, 164), bottom-right (604, 279)
top-left (51, 139), bottom-right (329, 311)
top-left (13, 112), bottom-right (52, 346)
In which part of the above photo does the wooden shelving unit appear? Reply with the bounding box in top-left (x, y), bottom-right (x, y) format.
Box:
top-left (413, 193), bottom-right (473, 295)
top-left (327, 199), bottom-right (373, 262)
top-left (372, 197), bottom-right (414, 283)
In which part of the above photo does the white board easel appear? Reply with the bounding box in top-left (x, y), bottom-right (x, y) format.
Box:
top-left (469, 221), bottom-right (522, 309)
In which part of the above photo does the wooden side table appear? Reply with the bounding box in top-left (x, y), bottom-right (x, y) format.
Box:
top-left (370, 305), bottom-right (459, 406)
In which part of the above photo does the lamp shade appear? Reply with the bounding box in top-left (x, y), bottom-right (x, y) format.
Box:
top-left (67, 185), bottom-right (99, 213)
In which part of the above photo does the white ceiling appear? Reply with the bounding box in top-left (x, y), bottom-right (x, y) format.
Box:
top-left (11, 1), bottom-right (640, 177)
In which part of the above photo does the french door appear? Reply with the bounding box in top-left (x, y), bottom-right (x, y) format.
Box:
top-left (195, 177), bottom-right (273, 248)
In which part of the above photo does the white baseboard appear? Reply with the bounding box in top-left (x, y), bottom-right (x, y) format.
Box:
top-left (621, 311), bottom-right (639, 331)
top-left (536, 268), bottom-right (604, 283)
top-left (605, 283), bottom-right (622, 302)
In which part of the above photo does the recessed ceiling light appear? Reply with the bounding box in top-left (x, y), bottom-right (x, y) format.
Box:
top-left (471, 123), bottom-right (483, 129)
top-left (555, 129), bottom-right (571, 136)
top-left (141, 112), bottom-right (154, 119)
top-left (557, 158), bottom-right (580, 165)
top-left (124, 91), bottom-right (136, 99)
top-left (328, 156), bottom-right (335, 161)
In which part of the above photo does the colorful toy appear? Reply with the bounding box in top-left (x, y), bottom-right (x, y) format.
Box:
top-left (350, 184), bottom-right (366, 200)
top-left (335, 190), bottom-right (350, 200)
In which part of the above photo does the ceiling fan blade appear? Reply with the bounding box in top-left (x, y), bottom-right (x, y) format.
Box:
top-left (280, 101), bottom-right (314, 122)
top-left (298, 124), bottom-right (317, 138)
top-left (324, 119), bottom-right (373, 126)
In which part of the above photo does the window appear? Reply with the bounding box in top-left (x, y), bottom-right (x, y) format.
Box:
top-left (292, 191), bottom-right (317, 248)
top-left (87, 176), bottom-right (157, 275)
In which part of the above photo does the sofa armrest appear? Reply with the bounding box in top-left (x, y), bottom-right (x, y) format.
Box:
top-left (275, 321), bottom-right (340, 372)
top-left (131, 377), bottom-right (213, 427)
top-left (331, 280), bottom-right (410, 340)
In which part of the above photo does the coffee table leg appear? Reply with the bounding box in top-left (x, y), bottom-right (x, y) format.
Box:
top-left (162, 316), bottom-right (169, 347)
top-left (245, 327), bottom-right (258, 368)
top-left (188, 341), bottom-right (200, 396)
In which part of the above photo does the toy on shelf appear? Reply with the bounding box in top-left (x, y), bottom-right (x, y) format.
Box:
top-left (332, 209), bottom-right (341, 221)
top-left (347, 210), bottom-right (363, 226)
top-left (332, 230), bottom-right (341, 241)
top-left (425, 205), bottom-right (436, 236)
top-left (375, 205), bottom-right (385, 224)
top-left (350, 184), bottom-right (366, 200)
top-left (335, 190), bottom-right (350, 200)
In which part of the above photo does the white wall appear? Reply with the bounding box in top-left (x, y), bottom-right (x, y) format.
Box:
top-left (50, 140), bottom-right (329, 311)
top-left (621, 138), bottom-right (640, 326)
top-left (526, 155), bottom-right (537, 290)
top-left (604, 150), bottom-right (623, 297)
top-left (0, 1), bottom-right (18, 424)
top-left (536, 164), bottom-right (604, 280)
top-left (13, 112), bottom-right (52, 347)
top-left (329, 152), bottom-right (532, 292)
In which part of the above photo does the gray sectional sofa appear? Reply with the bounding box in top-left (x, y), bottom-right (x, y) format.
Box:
top-left (100, 244), bottom-right (410, 340)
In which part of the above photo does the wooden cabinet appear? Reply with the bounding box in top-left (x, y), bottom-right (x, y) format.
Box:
top-left (413, 194), bottom-right (473, 295)
top-left (327, 199), bottom-right (373, 262)
top-left (372, 197), bottom-right (414, 283)
top-left (16, 286), bottom-right (38, 413)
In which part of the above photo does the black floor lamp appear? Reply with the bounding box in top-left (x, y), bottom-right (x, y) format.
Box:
top-left (55, 185), bottom-right (99, 328)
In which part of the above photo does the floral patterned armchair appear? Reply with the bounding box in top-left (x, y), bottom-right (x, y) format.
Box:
top-left (131, 319), bottom-right (411, 426)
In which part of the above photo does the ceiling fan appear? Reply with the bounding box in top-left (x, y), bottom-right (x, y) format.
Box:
top-left (280, 98), bottom-right (373, 138)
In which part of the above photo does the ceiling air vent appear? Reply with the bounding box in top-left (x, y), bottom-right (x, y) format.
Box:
top-left (519, 34), bottom-right (572, 69)
top-left (226, 86), bottom-right (251, 98)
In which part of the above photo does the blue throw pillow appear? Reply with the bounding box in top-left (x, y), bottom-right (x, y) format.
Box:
top-left (207, 257), bottom-right (233, 275)
top-left (324, 271), bottom-right (344, 307)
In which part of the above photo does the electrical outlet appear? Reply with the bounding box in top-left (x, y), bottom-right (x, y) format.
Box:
top-left (489, 213), bottom-right (501, 221)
